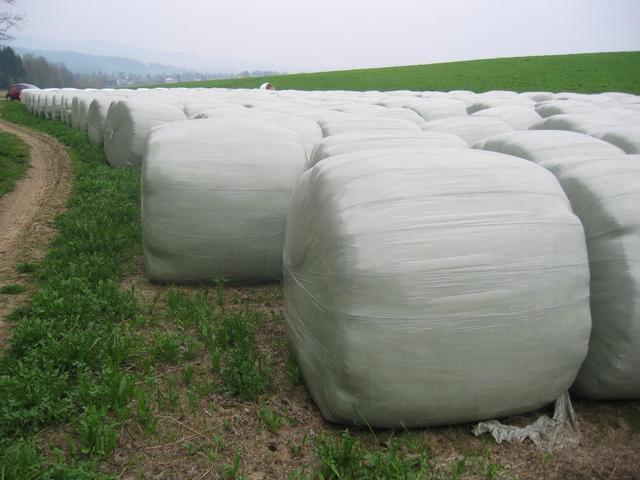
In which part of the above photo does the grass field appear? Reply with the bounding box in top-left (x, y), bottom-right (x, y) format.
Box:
top-left (0, 130), bottom-right (29, 197)
top-left (164, 51), bottom-right (640, 94)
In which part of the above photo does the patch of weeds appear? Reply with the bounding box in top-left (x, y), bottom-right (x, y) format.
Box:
top-left (223, 450), bottom-right (246, 480)
top-left (313, 430), bottom-right (432, 479)
top-left (449, 458), bottom-right (467, 480)
top-left (74, 406), bottom-right (118, 459)
top-left (0, 284), bottom-right (25, 295)
top-left (16, 262), bottom-right (37, 274)
top-left (215, 277), bottom-right (228, 308)
top-left (288, 466), bottom-right (311, 480)
top-left (164, 288), bottom-right (214, 328)
top-left (286, 351), bottom-right (302, 386)
top-left (151, 332), bottom-right (180, 364)
top-left (258, 405), bottom-right (283, 434)
top-left (182, 364), bottom-right (196, 386)
top-left (134, 387), bottom-right (156, 433)
top-left (208, 434), bottom-right (226, 464)
top-left (287, 435), bottom-right (308, 457)
top-left (0, 439), bottom-right (43, 479)
top-left (212, 310), bottom-right (271, 400)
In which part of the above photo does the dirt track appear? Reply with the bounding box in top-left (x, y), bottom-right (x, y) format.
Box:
top-left (0, 117), bottom-right (71, 345)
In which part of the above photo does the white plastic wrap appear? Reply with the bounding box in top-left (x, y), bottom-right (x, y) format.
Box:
top-left (308, 130), bottom-right (468, 167)
top-left (103, 100), bottom-right (187, 167)
top-left (193, 110), bottom-right (322, 157)
top-left (597, 125), bottom-right (640, 154)
top-left (535, 100), bottom-right (601, 118)
top-left (538, 155), bottom-right (640, 400)
top-left (142, 119), bottom-right (307, 284)
top-left (87, 96), bottom-right (125, 146)
top-left (422, 116), bottom-right (513, 146)
top-left (404, 98), bottom-right (468, 122)
top-left (466, 97), bottom-right (535, 114)
top-left (471, 105), bottom-right (542, 130)
top-left (520, 92), bottom-right (554, 102)
top-left (319, 116), bottom-right (421, 136)
top-left (473, 131), bottom-right (624, 163)
top-left (70, 95), bottom-right (92, 130)
top-left (531, 113), bottom-right (624, 136)
top-left (284, 148), bottom-right (591, 428)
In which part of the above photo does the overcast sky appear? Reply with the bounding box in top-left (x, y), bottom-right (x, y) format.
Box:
top-left (9, 0), bottom-right (640, 72)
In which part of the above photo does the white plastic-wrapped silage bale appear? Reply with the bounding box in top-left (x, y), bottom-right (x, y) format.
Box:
top-left (537, 155), bottom-right (640, 399)
top-left (530, 113), bottom-right (625, 136)
top-left (319, 116), bottom-right (421, 136)
top-left (284, 148), bottom-right (591, 428)
top-left (520, 92), bottom-right (554, 102)
top-left (193, 109), bottom-right (322, 157)
top-left (422, 116), bottom-right (513, 146)
top-left (368, 107), bottom-right (428, 128)
top-left (596, 125), bottom-right (640, 154)
top-left (473, 130), bottom-right (625, 163)
top-left (471, 105), bottom-right (542, 130)
top-left (466, 97), bottom-right (535, 114)
top-left (87, 96), bottom-right (125, 145)
top-left (70, 94), bottom-right (93, 130)
top-left (308, 130), bottom-right (468, 167)
top-left (403, 98), bottom-right (468, 122)
top-left (143, 119), bottom-right (307, 284)
top-left (535, 100), bottom-right (601, 118)
top-left (103, 99), bottom-right (187, 167)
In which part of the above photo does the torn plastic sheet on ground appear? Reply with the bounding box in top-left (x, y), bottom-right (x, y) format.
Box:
top-left (472, 391), bottom-right (579, 450)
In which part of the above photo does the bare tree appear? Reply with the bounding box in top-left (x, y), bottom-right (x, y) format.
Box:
top-left (0, 0), bottom-right (24, 43)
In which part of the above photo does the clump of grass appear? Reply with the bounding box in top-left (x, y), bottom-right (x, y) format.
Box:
top-left (0, 284), bottom-right (25, 295)
top-left (74, 406), bottom-right (118, 459)
top-left (16, 262), bottom-right (37, 274)
top-left (151, 332), bottom-right (180, 364)
top-left (0, 130), bottom-right (29, 197)
top-left (211, 309), bottom-right (271, 400)
top-left (258, 405), bottom-right (283, 434)
top-left (314, 431), bottom-right (431, 480)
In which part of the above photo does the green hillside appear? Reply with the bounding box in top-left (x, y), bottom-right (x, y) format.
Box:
top-left (166, 51), bottom-right (640, 94)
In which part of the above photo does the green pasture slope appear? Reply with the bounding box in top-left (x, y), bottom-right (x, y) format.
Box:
top-left (167, 51), bottom-right (640, 94)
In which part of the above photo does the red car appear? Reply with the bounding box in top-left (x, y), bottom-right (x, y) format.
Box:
top-left (5, 83), bottom-right (39, 101)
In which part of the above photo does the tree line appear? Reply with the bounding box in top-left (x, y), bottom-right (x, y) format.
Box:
top-left (1, 46), bottom-right (108, 88)
top-left (1, 46), bottom-right (176, 89)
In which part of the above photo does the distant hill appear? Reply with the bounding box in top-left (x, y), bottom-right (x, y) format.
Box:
top-left (163, 51), bottom-right (640, 95)
top-left (13, 47), bottom-right (193, 76)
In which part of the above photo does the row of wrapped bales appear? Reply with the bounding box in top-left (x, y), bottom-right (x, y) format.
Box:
top-left (18, 87), bottom-right (640, 425)
top-left (473, 131), bottom-right (639, 401)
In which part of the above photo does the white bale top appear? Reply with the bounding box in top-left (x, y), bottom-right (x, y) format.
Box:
top-left (471, 105), bottom-right (542, 130)
top-left (473, 130), bottom-right (625, 163)
top-left (422, 116), bottom-right (513, 146)
top-left (308, 130), bottom-right (468, 167)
